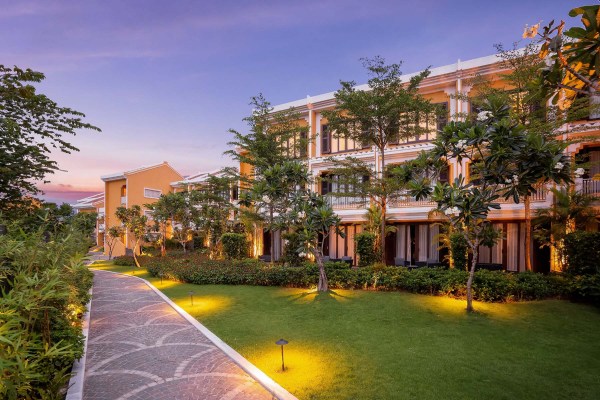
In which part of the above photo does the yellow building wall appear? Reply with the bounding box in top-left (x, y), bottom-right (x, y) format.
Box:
top-left (124, 165), bottom-right (183, 254)
top-left (104, 178), bottom-right (127, 257)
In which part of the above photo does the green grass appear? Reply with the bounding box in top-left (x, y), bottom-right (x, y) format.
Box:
top-left (91, 260), bottom-right (600, 400)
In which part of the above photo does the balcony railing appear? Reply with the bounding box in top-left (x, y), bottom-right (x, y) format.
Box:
top-left (325, 195), bottom-right (368, 210)
top-left (120, 196), bottom-right (127, 205)
top-left (581, 179), bottom-right (600, 195)
top-left (389, 194), bottom-right (436, 208)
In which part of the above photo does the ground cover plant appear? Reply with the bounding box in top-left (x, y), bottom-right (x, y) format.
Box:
top-left (92, 260), bottom-right (600, 400)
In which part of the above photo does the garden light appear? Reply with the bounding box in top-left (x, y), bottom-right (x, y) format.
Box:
top-left (189, 291), bottom-right (194, 306)
top-left (275, 338), bottom-right (288, 371)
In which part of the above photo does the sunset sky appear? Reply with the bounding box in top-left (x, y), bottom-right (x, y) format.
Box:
top-left (2, 0), bottom-right (577, 204)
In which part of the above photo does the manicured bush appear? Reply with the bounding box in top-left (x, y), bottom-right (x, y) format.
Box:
top-left (355, 232), bottom-right (378, 267)
top-left (221, 233), bottom-right (248, 260)
top-left (564, 231), bottom-right (600, 275)
top-left (114, 255), bottom-right (136, 266)
top-left (144, 255), bottom-right (566, 302)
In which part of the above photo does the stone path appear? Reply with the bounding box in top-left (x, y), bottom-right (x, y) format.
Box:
top-left (83, 270), bottom-right (274, 400)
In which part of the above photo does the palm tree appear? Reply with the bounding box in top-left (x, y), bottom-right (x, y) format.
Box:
top-left (534, 188), bottom-right (599, 270)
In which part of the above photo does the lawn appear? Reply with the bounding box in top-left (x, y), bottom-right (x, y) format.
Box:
top-left (92, 260), bottom-right (600, 400)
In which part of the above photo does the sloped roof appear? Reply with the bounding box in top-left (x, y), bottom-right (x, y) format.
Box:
top-left (72, 192), bottom-right (104, 209)
top-left (101, 162), bottom-right (181, 182)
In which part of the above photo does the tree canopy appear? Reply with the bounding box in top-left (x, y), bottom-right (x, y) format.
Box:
top-left (0, 66), bottom-right (100, 211)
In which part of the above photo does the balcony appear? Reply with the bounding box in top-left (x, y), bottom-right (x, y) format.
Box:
top-left (325, 195), bottom-right (368, 210)
top-left (581, 179), bottom-right (600, 196)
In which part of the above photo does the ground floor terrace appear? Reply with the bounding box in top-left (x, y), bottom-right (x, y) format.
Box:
top-left (259, 220), bottom-right (556, 272)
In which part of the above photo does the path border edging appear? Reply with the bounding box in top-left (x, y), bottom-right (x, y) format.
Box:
top-left (92, 269), bottom-right (298, 400)
top-left (65, 287), bottom-right (93, 400)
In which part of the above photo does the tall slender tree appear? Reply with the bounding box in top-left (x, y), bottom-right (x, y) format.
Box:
top-left (323, 57), bottom-right (438, 260)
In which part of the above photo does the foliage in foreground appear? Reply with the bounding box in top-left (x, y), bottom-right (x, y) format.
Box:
top-left (141, 255), bottom-right (572, 303)
top-left (0, 226), bottom-right (93, 399)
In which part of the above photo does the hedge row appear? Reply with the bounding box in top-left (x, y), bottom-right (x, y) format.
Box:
top-left (140, 255), bottom-right (573, 303)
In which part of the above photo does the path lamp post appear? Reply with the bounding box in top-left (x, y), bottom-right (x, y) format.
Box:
top-left (159, 272), bottom-right (164, 285)
top-left (189, 291), bottom-right (194, 306)
top-left (275, 339), bottom-right (288, 371)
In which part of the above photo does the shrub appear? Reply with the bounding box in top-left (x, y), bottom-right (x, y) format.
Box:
top-left (221, 233), bottom-right (248, 260)
top-left (449, 232), bottom-right (468, 270)
top-left (281, 231), bottom-right (304, 267)
top-left (355, 232), bottom-right (378, 267)
top-left (0, 227), bottom-right (93, 399)
top-left (564, 231), bottom-right (600, 275)
top-left (114, 255), bottom-right (136, 266)
top-left (569, 274), bottom-right (600, 306)
top-left (144, 255), bottom-right (565, 302)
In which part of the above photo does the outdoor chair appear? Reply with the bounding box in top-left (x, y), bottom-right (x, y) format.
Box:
top-left (259, 255), bottom-right (271, 262)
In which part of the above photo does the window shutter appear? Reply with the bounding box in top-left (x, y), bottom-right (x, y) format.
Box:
top-left (321, 125), bottom-right (330, 154)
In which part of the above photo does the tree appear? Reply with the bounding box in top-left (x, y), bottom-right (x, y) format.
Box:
top-left (245, 161), bottom-right (310, 264)
top-left (146, 192), bottom-right (185, 256)
top-left (467, 44), bottom-right (587, 270)
top-left (323, 57), bottom-right (438, 260)
top-left (0, 66), bottom-right (100, 211)
top-left (105, 226), bottom-right (123, 260)
top-left (285, 192), bottom-right (344, 292)
top-left (193, 174), bottom-right (236, 258)
top-left (71, 212), bottom-right (98, 238)
top-left (525, 5), bottom-right (600, 109)
top-left (407, 98), bottom-right (570, 311)
top-left (167, 191), bottom-right (201, 253)
top-left (225, 94), bottom-right (309, 180)
top-left (115, 205), bottom-right (147, 268)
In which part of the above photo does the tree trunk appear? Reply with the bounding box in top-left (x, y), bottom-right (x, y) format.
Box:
top-left (524, 195), bottom-right (532, 271)
top-left (466, 244), bottom-right (478, 312)
top-left (317, 255), bottom-right (328, 292)
top-left (133, 239), bottom-right (141, 269)
top-left (269, 206), bottom-right (275, 266)
top-left (379, 146), bottom-right (387, 263)
top-left (161, 224), bottom-right (166, 257)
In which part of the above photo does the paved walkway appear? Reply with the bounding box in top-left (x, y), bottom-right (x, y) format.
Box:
top-left (83, 270), bottom-right (274, 400)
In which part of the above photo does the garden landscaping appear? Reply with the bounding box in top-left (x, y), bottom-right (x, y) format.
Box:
top-left (92, 259), bottom-right (600, 400)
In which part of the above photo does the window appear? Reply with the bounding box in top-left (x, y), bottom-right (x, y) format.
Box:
top-left (321, 174), bottom-right (333, 195)
top-left (144, 210), bottom-right (153, 220)
top-left (436, 102), bottom-right (449, 131)
top-left (321, 124), bottom-right (331, 154)
top-left (120, 185), bottom-right (127, 196)
top-left (144, 188), bottom-right (162, 199)
top-left (439, 164), bottom-right (450, 184)
top-left (300, 131), bottom-right (308, 158)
